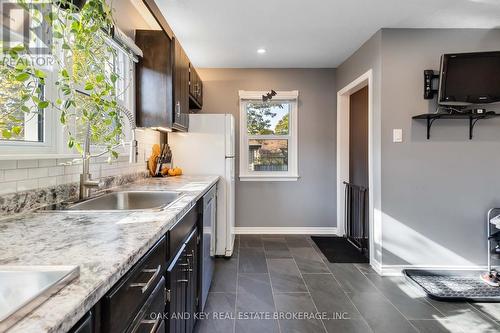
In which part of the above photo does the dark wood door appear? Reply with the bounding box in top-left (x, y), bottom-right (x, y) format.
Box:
top-left (349, 86), bottom-right (368, 188)
top-left (349, 86), bottom-right (369, 251)
top-left (135, 30), bottom-right (173, 128)
top-left (173, 38), bottom-right (189, 131)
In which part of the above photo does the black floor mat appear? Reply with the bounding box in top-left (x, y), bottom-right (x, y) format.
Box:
top-left (311, 236), bottom-right (369, 263)
top-left (404, 269), bottom-right (500, 302)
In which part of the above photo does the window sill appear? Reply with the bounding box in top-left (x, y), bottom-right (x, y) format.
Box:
top-left (239, 175), bottom-right (300, 182)
top-left (0, 153), bottom-right (82, 161)
top-left (0, 151), bottom-right (131, 161)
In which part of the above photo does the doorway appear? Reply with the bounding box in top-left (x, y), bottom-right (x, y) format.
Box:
top-left (336, 69), bottom-right (377, 269)
top-left (347, 86), bottom-right (369, 255)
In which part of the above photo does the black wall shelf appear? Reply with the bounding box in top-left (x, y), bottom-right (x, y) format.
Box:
top-left (412, 113), bottom-right (500, 140)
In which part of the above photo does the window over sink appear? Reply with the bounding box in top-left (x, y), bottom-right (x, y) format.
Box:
top-left (0, 33), bottom-right (135, 157)
top-left (239, 90), bottom-right (299, 181)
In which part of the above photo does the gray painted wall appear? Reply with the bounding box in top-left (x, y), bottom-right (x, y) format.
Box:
top-left (338, 28), bottom-right (500, 268)
top-left (380, 29), bottom-right (500, 267)
top-left (197, 68), bottom-right (337, 229)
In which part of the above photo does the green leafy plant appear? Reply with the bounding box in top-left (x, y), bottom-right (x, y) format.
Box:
top-left (1, 0), bottom-right (128, 158)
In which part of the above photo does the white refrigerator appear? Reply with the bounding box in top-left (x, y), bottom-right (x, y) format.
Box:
top-left (169, 114), bottom-right (236, 257)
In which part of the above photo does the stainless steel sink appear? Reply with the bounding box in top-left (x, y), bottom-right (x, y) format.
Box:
top-left (66, 190), bottom-right (182, 212)
top-left (0, 265), bottom-right (79, 332)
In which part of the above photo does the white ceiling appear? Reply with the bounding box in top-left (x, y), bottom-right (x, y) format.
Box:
top-left (155, 0), bottom-right (500, 68)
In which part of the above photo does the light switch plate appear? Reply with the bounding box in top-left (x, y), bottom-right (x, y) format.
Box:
top-left (393, 129), bottom-right (403, 143)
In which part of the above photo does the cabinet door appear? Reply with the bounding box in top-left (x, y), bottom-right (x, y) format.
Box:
top-left (167, 244), bottom-right (187, 333)
top-left (189, 66), bottom-right (203, 110)
top-left (184, 228), bottom-right (199, 333)
top-left (173, 38), bottom-right (189, 131)
top-left (135, 30), bottom-right (173, 129)
top-left (69, 312), bottom-right (92, 333)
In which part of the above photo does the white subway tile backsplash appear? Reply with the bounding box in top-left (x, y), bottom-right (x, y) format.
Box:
top-left (64, 164), bottom-right (81, 175)
top-left (0, 160), bottom-right (17, 170)
top-left (57, 158), bottom-right (77, 165)
top-left (4, 169), bottom-right (28, 182)
top-left (17, 179), bottom-right (39, 191)
top-left (38, 176), bottom-right (57, 188)
top-left (48, 166), bottom-right (65, 177)
top-left (17, 159), bottom-right (38, 169)
top-left (56, 175), bottom-right (73, 186)
top-left (0, 129), bottom-right (154, 197)
top-left (28, 167), bottom-right (49, 179)
top-left (0, 182), bottom-right (17, 195)
top-left (38, 159), bottom-right (57, 167)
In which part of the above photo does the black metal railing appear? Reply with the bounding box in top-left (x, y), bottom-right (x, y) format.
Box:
top-left (344, 182), bottom-right (368, 254)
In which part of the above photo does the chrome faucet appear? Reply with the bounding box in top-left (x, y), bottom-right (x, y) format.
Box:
top-left (79, 105), bottom-right (138, 200)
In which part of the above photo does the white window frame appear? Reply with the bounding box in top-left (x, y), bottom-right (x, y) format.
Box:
top-left (0, 38), bottom-right (136, 160)
top-left (239, 90), bottom-right (299, 182)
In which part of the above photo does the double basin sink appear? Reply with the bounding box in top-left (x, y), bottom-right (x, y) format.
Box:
top-left (0, 190), bottom-right (183, 331)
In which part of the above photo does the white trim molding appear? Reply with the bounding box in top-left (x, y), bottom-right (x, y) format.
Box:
top-left (336, 69), bottom-right (380, 272)
top-left (239, 176), bottom-right (299, 182)
top-left (239, 90), bottom-right (299, 100)
top-left (238, 90), bottom-right (299, 182)
top-left (234, 227), bottom-right (337, 235)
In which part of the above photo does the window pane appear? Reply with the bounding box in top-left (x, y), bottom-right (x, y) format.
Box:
top-left (248, 139), bottom-right (288, 172)
top-left (246, 101), bottom-right (290, 135)
top-left (0, 73), bottom-right (44, 142)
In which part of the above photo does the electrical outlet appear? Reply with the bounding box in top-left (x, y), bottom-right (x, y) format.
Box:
top-left (393, 129), bottom-right (403, 143)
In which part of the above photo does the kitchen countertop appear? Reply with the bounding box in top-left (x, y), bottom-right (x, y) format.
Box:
top-left (0, 175), bottom-right (219, 333)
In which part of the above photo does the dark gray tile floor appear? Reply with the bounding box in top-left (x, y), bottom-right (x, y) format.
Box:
top-left (195, 235), bottom-right (500, 333)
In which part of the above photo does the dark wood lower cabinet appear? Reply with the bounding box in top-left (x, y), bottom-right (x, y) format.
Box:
top-left (166, 228), bottom-right (199, 333)
top-left (127, 277), bottom-right (166, 333)
top-left (69, 312), bottom-right (93, 333)
top-left (101, 237), bottom-right (166, 333)
top-left (68, 201), bottom-right (203, 333)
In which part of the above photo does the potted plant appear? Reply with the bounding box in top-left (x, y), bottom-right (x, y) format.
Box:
top-left (1, 0), bottom-right (130, 158)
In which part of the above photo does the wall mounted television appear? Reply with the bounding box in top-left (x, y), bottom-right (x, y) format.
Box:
top-left (438, 51), bottom-right (500, 106)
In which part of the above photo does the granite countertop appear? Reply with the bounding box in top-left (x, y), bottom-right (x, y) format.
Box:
top-left (0, 175), bottom-right (219, 333)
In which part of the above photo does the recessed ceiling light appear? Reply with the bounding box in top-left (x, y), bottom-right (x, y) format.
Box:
top-left (257, 48), bottom-right (266, 54)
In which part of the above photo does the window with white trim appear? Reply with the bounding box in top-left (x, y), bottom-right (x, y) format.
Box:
top-left (0, 38), bottom-right (136, 156)
top-left (239, 90), bottom-right (299, 181)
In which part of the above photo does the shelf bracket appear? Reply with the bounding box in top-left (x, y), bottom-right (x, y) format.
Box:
top-left (426, 117), bottom-right (439, 140)
top-left (469, 117), bottom-right (484, 140)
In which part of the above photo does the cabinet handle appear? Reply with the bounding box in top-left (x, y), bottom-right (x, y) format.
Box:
top-left (176, 101), bottom-right (181, 117)
top-left (130, 264), bottom-right (161, 293)
top-left (177, 279), bottom-right (189, 283)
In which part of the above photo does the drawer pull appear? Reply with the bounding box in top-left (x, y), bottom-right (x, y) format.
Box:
top-left (130, 265), bottom-right (161, 293)
top-left (177, 279), bottom-right (189, 283)
top-left (132, 317), bottom-right (161, 333)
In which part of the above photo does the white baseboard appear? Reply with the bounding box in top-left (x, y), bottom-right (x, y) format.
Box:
top-left (380, 264), bottom-right (488, 276)
top-left (234, 227), bottom-right (337, 235)
top-left (370, 259), bottom-right (382, 275)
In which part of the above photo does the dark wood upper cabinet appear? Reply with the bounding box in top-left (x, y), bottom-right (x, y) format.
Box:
top-left (135, 0), bottom-right (203, 132)
top-left (172, 38), bottom-right (190, 131)
top-left (189, 64), bottom-right (203, 110)
top-left (135, 30), bottom-right (173, 129)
